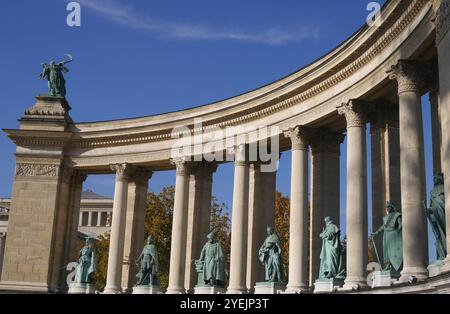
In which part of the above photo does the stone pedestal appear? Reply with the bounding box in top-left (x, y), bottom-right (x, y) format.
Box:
top-left (254, 282), bottom-right (286, 294)
top-left (313, 279), bottom-right (343, 294)
top-left (68, 283), bottom-right (96, 294)
top-left (132, 285), bottom-right (163, 294)
top-left (194, 285), bottom-right (226, 294)
top-left (371, 271), bottom-right (397, 288)
top-left (428, 261), bottom-right (445, 278)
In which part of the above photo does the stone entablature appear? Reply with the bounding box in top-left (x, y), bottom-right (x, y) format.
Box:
top-left (5, 0), bottom-right (430, 171)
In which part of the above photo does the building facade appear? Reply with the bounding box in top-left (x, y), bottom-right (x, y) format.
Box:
top-left (0, 0), bottom-right (450, 294)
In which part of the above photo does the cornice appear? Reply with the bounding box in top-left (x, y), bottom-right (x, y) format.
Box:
top-left (66, 0), bottom-right (429, 150)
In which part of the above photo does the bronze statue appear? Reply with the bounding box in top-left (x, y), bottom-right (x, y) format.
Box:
top-left (423, 173), bottom-right (447, 260)
top-left (39, 54), bottom-right (73, 97)
top-left (371, 202), bottom-right (403, 277)
top-left (74, 237), bottom-right (96, 284)
top-left (318, 217), bottom-right (345, 280)
top-left (258, 227), bottom-right (285, 283)
top-left (135, 236), bottom-right (159, 286)
top-left (195, 231), bottom-right (226, 287)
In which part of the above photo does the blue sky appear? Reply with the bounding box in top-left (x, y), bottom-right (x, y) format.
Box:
top-left (0, 1), bottom-right (439, 260)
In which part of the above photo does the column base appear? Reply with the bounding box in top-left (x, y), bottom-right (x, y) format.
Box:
top-left (371, 271), bottom-right (400, 288)
top-left (132, 285), bottom-right (163, 294)
top-left (313, 278), bottom-right (343, 294)
top-left (283, 285), bottom-right (309, 294)
top-left (226, 287), bottom-right (247, 294)
top-left (399, 267), bottom-right (428, 283)
top-left (194, 285), bottom-right (226, 294)
top-left (254, 282), bottom-right (286, 294)
top-left (68, 283), bottom-right (96, 294)
top-left (103, 286), bottom-right (123, 294)
top-left (166, 287), bottom-right (186, 294)
top-left (343, 276), bottom-right (368, 291)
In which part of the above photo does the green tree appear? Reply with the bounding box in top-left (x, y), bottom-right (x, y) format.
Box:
top-left (92, 186), bottom-right (231, 291)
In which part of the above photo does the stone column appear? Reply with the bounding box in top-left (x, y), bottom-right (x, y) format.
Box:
top-left (227, 144), bottom-right (250, 294)
top-left (87, 212), bottom-right (93, 227)
top-left (435, 1), bottom-right (450, 272)
top-left (370, 102), bottom-right (401, 263)
top-left (430, 87), bottom-right (443, 174)
top-left (97, 213), bottom-right (102, 227)
top-left (184, 161), bottom-right (217, 293)
top-left (283, 126), bottom-right (310, 292)
top-left (246, 161), bottom-right (276, 292)
top-left (0, 233), bottom-right (6, 280)
top-left (338, 100), bottom-right (368, 289)
top-left (121, 168), bottom-right (153, 293)
top-left (104, 163), bottom-right (134, 294)
top-left (167, 158), bottom-right (191, 294)
top-left (388, 60), bottom-right (430, 280)
top-left (309, 128), bottom-right (343, 284)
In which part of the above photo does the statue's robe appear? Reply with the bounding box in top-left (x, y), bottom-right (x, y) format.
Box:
top-left (199, 241), bottom-right (225, 284)
top-left (429, 183), bottom-right (447, 259)
top-left (136, 244), bottom-right (159, 285)
top-left (74, 246), bottom-right (96, 284)
top-left (48, 64), bottom-right (68, 97)
top-left (380, 211), bottom-right (403, 271)
top-left (258, 233), bottom-right (284, 282)
top-left (319, 223), bottom-right (344, 279)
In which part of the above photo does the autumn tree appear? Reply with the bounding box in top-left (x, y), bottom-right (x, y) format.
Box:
top-left (274, 191), bottom-right (290, 280)
top-left (93, 186), bottom-right (231, 291)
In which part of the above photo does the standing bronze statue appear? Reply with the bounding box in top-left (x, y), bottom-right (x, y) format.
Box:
top-left (318, 217), bottom-right (345, 280)
top-left (39, 54), bottom-right (73, 97)
top-left (258, 227), bottom-right (285, 283)
top-left (74, 237), bottom-right (96, 284)
top-left (135, 236), bottom-right (159, 286)
top-left (195, 231), bottom-right (226, 287)
top-left (371, 202), bottom-right (403, 277)
top-left (423, 173), bottom-right (447, 260)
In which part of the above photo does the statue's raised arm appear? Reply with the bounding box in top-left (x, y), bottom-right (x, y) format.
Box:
top-left (39, 54), bottom-right (73, 98)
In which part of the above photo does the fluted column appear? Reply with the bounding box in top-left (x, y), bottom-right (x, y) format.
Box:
top-left (246, 161), bottom-right (276, 292)
top-left (227, 144), bottom-right (250, 294)
top-left (309, 128), bottom-right (343, 284)
top-left (370, 102), bottom-right (401, 263)
top-left (338, 100), bottom-right (368, 288)
top-left (284, 126), bottom-right (310, 292)
top-left (430, 87), bottom-right (443, 174)
top-left (388, 60), bottom-right (429, 280)
top-left (184, 161), bottom-right (217, 293)
top-left (104, 163), bottom-right (134, 294)
top-left (435, 1), bottom-right (450, 272)
top-left (167, 158), bottom-right (191, 294)
top-left (121, 168), bottom-right (153, 293)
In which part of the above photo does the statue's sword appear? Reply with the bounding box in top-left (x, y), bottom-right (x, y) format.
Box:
top-left (370, 235), bottom-right (382, 266)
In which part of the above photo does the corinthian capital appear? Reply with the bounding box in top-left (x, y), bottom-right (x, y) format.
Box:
top-left (387, 60), bottom-right (433, 94)
top-left (337, 100), bottom-right (368, 128)
top-left (283, 126), bottom-right (311, 150)
top-left (228, 144), bottom-right (249, 166)
top-left (133, 167), bottom-right (153, 185)
top-left (170, 157), bottom-right (192, 176)
top-left (110, 163), bottom-right (134, 181)
top-left (435, 0), bottom-right (450, 45)
top-left (190, 160), bottom-right (218, 180)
